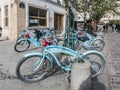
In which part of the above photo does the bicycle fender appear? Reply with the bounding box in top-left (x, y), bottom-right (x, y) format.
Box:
top-left (24, 52), bottom-right (53, 67)
top-left (90, 38), bottom-right (105, 46)
top-left (16, 38), bottom-right (29, 43)
top-left (82, 50), bottom-right (106, 64)
top-left (24, 52), bottom-right (42, 57)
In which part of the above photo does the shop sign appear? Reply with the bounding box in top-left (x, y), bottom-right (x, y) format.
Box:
top-left (19, 2), bottom-right (25, 9)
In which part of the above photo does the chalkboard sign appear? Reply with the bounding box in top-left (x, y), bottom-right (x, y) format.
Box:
top-left (19, 2), bottom-right (25, 9)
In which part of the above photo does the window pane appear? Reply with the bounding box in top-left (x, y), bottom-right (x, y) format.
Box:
top-left (4, 5), bottom-right (8, 27)
top-left (29, 6), bottom-right (47, 27)
top-left (29, 18), bottom-right (38, 26)
top-left (29, 6), bottom-right (38, 17)
top-left (5, 5), bottom-right (8, 16)
top-left (5, 18), bottom-right (8, 26)
top-left (39, 9), bottom-right (46, 17)
top-left (39, 19), bottom-right (46, 26)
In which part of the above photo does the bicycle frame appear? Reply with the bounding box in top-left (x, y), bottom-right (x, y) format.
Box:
top-left (16, 30), bottom-right (26, 41)
top-left (23, 45), bottom-right (106, 73)
top-left (17, 36), bottom-right (41, 48)
top-left (24, 46), bottom-right (78, 72)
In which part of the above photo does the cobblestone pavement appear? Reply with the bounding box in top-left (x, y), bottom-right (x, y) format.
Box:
top-left (0, 31), bottom-right (120, 90)
top-left (105, 31), bottom-right (120, 90)
top-left (92, 30), bottom-right (120, 90)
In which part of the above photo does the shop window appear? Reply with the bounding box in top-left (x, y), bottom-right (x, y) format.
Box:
top-left (29, 6), bottom-right (47, 27)
top-left (4, 5), bottom-right (9, 27)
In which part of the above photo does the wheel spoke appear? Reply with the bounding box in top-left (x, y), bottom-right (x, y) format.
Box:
top-left (16, 55), bottom-right (50, 83)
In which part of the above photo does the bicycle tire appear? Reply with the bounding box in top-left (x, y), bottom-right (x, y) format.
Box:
top-left (16, 35), bottom-right (24, 42)
top-left (82, 51), bottom-right (106, 78)
top-left (14, 40), bottom-right (30, 52)
top-left (91, 39), bottom-right (105, 51)
top-left (96, 35), bottom-right (104, 40)
top-left (16, 55), bottom-right (51, 83)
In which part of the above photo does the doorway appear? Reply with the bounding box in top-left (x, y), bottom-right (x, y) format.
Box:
top-left (54, 13), bottom-right (63, 34)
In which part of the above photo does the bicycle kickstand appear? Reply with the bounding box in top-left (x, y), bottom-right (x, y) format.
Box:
top-left (66, 71), bottom-right (71, 83)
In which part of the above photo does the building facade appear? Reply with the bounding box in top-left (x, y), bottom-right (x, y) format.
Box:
top-left (100, 1), bottom-right (120, 23)
top-left (0, 0), bottom-right (66, 41)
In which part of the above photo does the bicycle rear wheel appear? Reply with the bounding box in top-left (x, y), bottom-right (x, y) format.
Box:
top-left (14, 40), bottom-right (30, 52)
top-left (82, 51), bottom-right (106, 78)
top-left (16, 55), bottom-right (51, 83)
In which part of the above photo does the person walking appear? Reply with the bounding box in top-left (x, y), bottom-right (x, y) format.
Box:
top-left (105, 24), bottom-right (108, 33)
top-left (117, 24), bottom-right (120, 33)
top-left (112, 24), bottom-right (116, 33)
top-left (103, 25), bottom-right (106, 33)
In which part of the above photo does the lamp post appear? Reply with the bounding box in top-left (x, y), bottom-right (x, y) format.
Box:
top-left (64, 0), bottom-right (74, 50)
top-left (69, 0), bottom-right (74, 50)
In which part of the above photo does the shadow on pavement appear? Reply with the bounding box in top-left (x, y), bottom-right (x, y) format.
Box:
top-left (92, 77), bottom-right (106, 90)
top-left (79, 76), bottom-right (91, 90)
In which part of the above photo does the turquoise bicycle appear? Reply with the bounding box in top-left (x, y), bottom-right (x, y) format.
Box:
top-left (16, 45), bottom-right (106, 83)
top-left (14, 29), bottom-right (58, 52)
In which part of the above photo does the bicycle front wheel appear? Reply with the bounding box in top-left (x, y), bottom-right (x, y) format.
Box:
top-left (16, 55), bottom-right (51, 83)
top-left (96, 35), bottom-right (104, 40)
top-left (14, 40), bottom-right (30, 52)
top-left (91, 39), bottom-right (105, 51)
top-left (82, 51), bottom-right (106, 78)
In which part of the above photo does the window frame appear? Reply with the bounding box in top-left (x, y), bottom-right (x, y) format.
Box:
top-left (4, 5), bottom-right (9, 27)
top-left (29, 6), bottom-right (47, 27)
top-left (0, 8), bottom-right (1, 27)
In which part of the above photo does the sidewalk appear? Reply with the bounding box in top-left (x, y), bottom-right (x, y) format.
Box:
top-left (0, 31), bottom-right (120, 90)
top-left (0, 37), bottom-right (8, 41)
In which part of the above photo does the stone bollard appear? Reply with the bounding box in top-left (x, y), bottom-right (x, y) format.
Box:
top-left (70, 61), bottom-right (91, 90)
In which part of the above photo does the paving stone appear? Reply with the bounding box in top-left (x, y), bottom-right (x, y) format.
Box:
top-left (109, 74), bottom-right (120, 90)
top-left (105, 32), bottom-right (120, 90)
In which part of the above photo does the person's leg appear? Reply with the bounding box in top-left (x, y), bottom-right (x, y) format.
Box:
top-left (113, 28), bottom-right (116, 33)
top-left (116, 27), bottom-right (118, 32)
top-left (112, 27), bottom-right (114, 32)
top-left (118, 27), bottom-right (120, 33)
